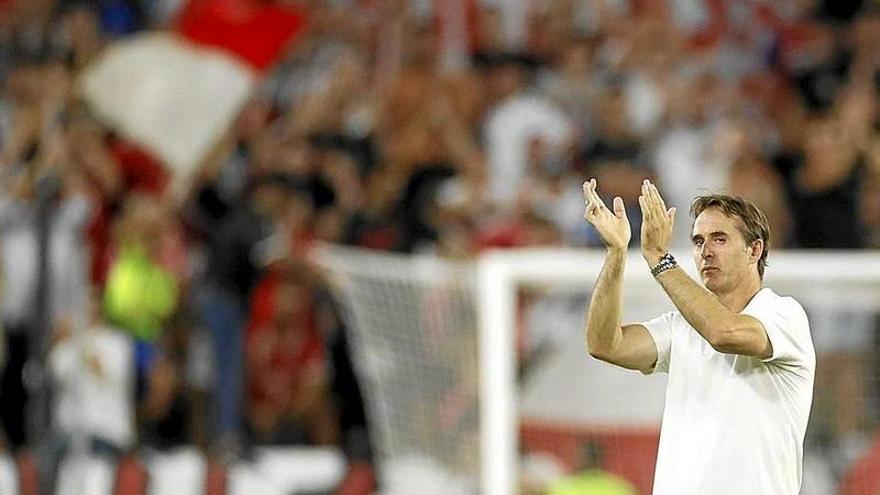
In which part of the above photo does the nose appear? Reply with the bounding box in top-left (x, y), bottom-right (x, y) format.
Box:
top-left (700, 242), bottom-right (713, 259)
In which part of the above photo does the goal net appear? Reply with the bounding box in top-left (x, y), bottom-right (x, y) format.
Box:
top-left (315, 245), bottom-right (480, 495)
top-left (315, 245), bottom-right (880, 495)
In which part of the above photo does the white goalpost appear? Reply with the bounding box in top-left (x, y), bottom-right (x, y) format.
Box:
top-left (477, 249), bottom-right (880, 495)
top-left (315, 245), bottom-right (880, 495)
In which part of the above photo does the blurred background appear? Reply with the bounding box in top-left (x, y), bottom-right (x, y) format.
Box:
top-left (0, 0), bottom-right (879, 494)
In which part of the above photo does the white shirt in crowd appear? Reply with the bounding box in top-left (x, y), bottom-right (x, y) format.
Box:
top-left (641, 287), bottom-right (815, 495)
top-left (484, 93), bottom-right (573, 205)
top-left (652, 122), bottom-right (730, 248)
top-left (48, 324), bottom-right (135, 450)
top-left (0, 190), bottom-right (92, 331)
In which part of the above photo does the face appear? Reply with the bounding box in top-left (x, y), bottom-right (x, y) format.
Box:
top-left (691, 208), bottom-right (759, 294)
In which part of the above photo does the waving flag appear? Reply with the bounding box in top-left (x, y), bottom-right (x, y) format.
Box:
top-left (79, 0), bottom-right (306, 181)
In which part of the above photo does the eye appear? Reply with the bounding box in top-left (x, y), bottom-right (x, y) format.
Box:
top-left (693, 239), bottom-right (704, 248)
top-left (714, 237), bottom-right (726, 245)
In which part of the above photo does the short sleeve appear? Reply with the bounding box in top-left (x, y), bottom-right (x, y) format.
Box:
top-left (742, 294), bottom-right (813, 371)
top-left (639, 311), bottom-right (675, 374)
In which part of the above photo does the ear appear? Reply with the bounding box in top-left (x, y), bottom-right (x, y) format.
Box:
top-left (749, 238), bottom-right (764, 263)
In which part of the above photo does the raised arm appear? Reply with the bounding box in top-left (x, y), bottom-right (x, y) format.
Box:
top-left (582, 179), bottom-right (658, 372)
top-left (638, 180), bottom-right (771, 358)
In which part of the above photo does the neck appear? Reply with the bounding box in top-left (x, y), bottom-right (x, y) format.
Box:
top-left (717, 274), bottom-right (763, 313)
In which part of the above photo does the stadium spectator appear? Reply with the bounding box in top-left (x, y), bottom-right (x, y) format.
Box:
top-left (481, 50), bottom-right (574, 208)
top-left (245, 266), bottom-right (336, 445)
top-left (41, 290), bottom-right (134, 492)
top-left (101, 194), bottom-right (186, 453)
top-left (189, 171), bottom-right (295, 458)
top-left (0, 62), bottom-right (92, 449)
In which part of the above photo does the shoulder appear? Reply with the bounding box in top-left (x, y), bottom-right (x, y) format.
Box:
top-left (750, 288), bottom-right (808, 320)
top-left (748, 288), bottom-right (815, 368)
top-left (744, 289), bottom-right (812, 346)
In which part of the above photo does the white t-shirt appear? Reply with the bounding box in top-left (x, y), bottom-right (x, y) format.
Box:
top-left (641, 288), bottom-right (815, 495)
top-left (484, 93), bottom-right (573, 205)
top-left (49, 324), bottom-right (135, 449)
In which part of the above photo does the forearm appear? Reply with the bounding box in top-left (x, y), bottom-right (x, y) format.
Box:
top-left (585, 248), bottom-right (626, 357)
top-left (654, 266), bottom-right (736, 345)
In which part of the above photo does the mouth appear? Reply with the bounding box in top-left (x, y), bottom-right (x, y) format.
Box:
top-left (701, 267), bottom-right (718, 274)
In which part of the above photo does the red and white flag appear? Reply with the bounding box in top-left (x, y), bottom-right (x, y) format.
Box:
top-left (79, 0), bottom-right (306, 181)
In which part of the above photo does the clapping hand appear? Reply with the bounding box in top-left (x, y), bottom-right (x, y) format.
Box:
top-left (638, 179), bottom-right (676, 266)
top-left (582, 178), bottom-right (631, 251)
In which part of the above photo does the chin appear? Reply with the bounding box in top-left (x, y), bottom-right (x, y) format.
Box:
top-left (702, 277), bottom-right (721, 293)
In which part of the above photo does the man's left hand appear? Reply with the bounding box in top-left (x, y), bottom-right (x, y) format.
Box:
top-left (638, 179), bottom-right (676, 267)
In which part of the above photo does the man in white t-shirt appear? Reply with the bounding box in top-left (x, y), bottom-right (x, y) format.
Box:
top-left (581, 178), bottom-right (815, 495)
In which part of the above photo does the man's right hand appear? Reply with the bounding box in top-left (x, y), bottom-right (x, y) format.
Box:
top-left (583, 178), bottom-right (631, 250)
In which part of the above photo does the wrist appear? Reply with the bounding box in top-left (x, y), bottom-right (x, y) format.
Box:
top-left (606, 246), bottom-right (627, 256)
top-left (644, 250), bottom-right (665, 267)
top-left (650, 253), bottom-right (677, 277)
top-left (606, 247), bottom-right (628, 262)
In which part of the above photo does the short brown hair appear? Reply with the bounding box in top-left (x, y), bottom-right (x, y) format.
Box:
top-left (690, 195), bottom-right (771, 278)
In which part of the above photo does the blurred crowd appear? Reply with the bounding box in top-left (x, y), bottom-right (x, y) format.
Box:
top-left (1, 0), bottom-right (879, 493)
